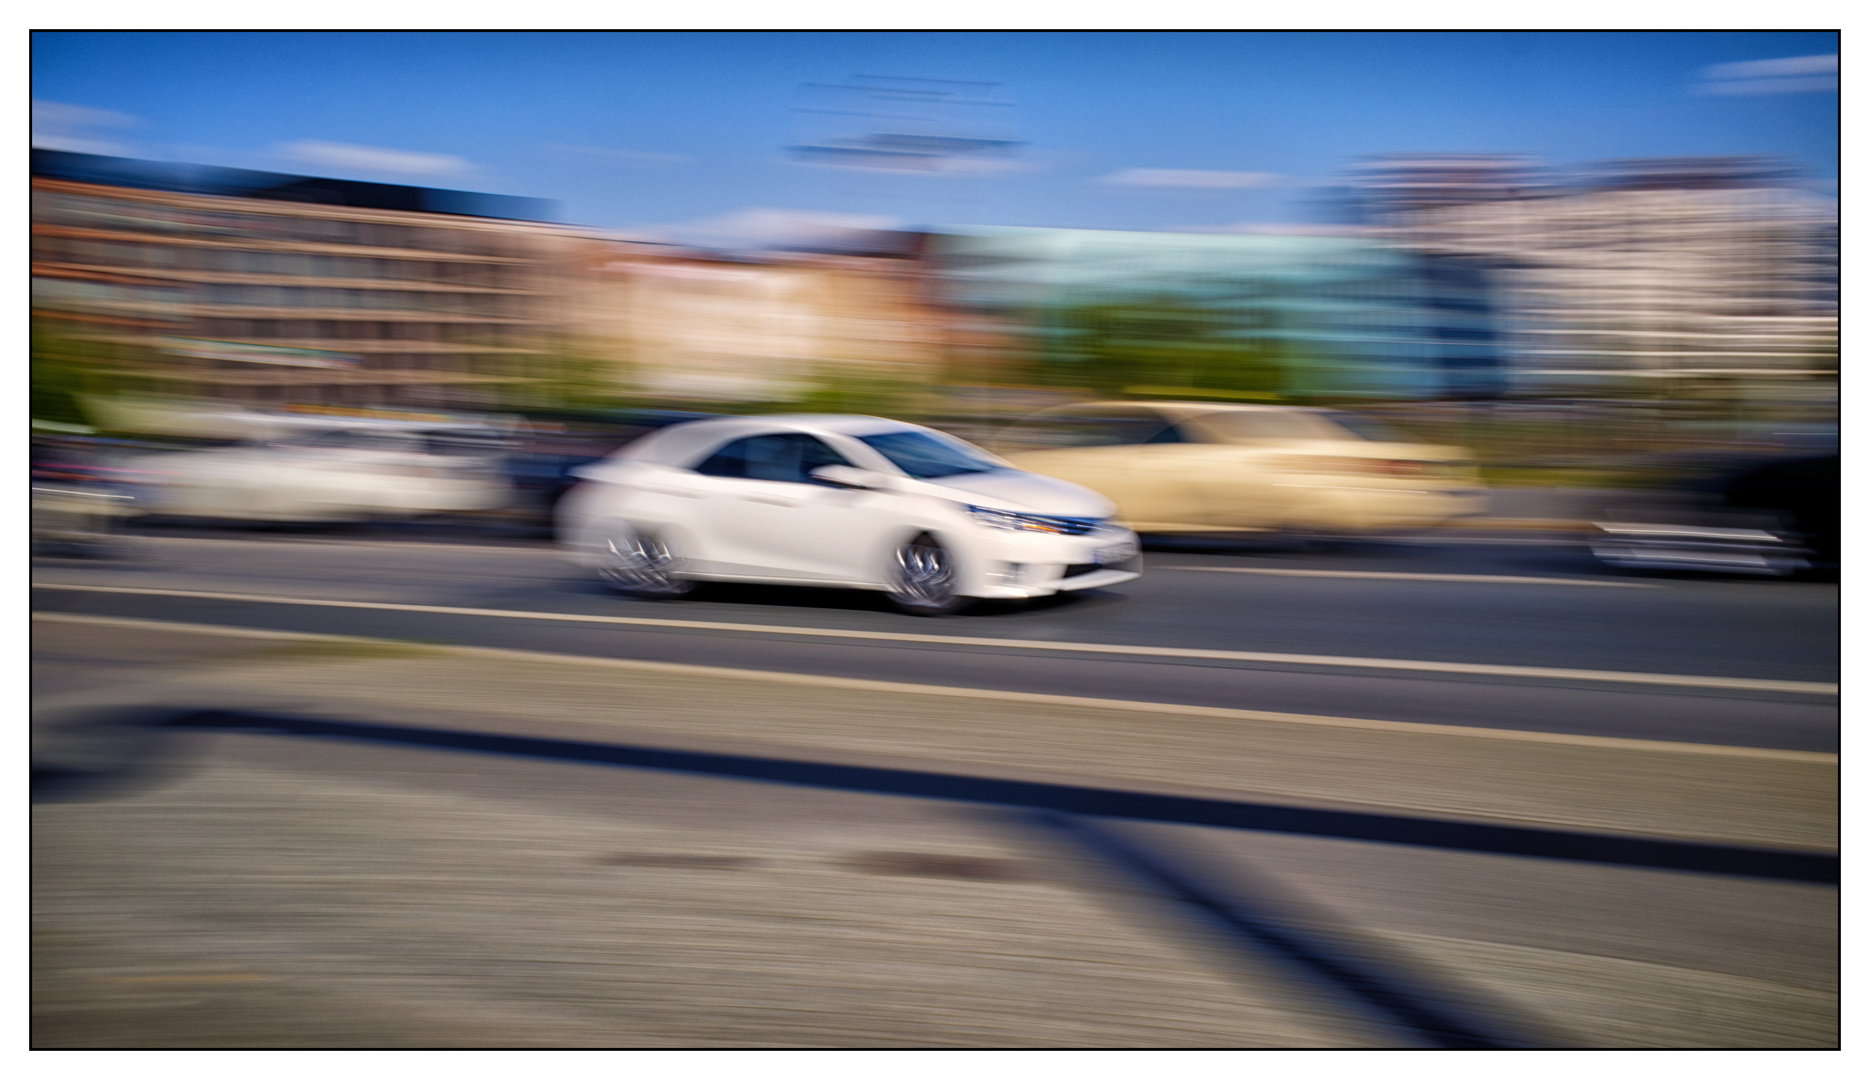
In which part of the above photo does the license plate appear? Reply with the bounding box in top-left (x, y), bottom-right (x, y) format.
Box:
top-left (1095, 542), bottom-right (1137, 566)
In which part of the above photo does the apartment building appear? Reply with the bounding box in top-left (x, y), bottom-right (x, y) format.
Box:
top-left (1351, 155), bottom-right (1838, 397)
top-left (32, 150), bottom-right (573, 412)
top-left (560, 234), bottom-right (946, 405)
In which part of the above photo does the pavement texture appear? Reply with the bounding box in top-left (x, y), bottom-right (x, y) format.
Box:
top-left (31, 618), bottom-right (1838, 1048)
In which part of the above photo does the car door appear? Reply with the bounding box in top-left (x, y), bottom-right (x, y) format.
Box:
top-left (177, 443), bottom-right (315, 520)
top-left (690, 432), bottom-right (898, 582)
top-left (1178, 411), bottom-right (1333, 530)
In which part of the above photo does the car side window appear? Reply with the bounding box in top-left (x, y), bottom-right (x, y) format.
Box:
top-left (794, 435), bottom-right (856, 483)
top-left (1006, 413), bottom-right (1181, 448)
top-left (694, 434), bottom-right (853, 484)
top-left (694, 438), bottom-right (749, 477)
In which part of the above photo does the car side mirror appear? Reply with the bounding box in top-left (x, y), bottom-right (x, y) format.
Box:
top-left (810, 465), bottom-right (885, 490)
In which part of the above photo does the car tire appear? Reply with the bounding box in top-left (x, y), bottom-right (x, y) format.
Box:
top-left (886, 532), bottom-right (968, 616)
top-left (596, 527), bottom-right (695, 599)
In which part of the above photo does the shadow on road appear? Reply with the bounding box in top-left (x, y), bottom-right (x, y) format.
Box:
top-left (32, 707), bottom-right (1838, 886)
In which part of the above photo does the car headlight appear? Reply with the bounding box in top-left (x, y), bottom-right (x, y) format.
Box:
top-left (963, 504), bottom-right (1100, 535)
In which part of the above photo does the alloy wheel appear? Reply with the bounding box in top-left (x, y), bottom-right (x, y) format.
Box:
top-left (598, 531), bottom-right (692, 598)
top-left (889, 534), bottom-right (961, 614)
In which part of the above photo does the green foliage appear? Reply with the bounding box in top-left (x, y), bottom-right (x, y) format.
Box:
top-left (1040, 297), bottom-right (1292, 399)
top-left (507, 335), bottom-right (633, 412)
top-left (31, 319), bottom-right (120, 427)
top-left (778, 369), bottom-right (929, 420)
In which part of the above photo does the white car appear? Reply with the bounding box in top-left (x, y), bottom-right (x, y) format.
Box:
top-left (122, 420), bottom-right (512, 523)
top-left (557, 414), bottom-right (1142, 614)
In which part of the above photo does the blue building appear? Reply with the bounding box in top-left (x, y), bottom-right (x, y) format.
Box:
top-left (928, 226), bottom-right (1503, 401)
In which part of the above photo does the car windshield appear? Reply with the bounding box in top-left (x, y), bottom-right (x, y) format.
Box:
top-left (1321, 411), bottom-right (1416, 443)
top-left (857, 430), bottom-right (1000, 479)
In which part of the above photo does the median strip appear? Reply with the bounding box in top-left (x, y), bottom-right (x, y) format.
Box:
top-left (31, 582), bottom-right (1837, 696)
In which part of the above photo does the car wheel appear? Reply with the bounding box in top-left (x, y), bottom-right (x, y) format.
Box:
top-left (887, 532), bottom-right (968, 615)
top-left (597, 528), bottom-right (694, 599)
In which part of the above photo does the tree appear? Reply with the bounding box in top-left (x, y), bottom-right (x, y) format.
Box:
top-left (1041, 297), bottom-right (1291, 399)
top-left (31, 318), bottom-right (122, 427)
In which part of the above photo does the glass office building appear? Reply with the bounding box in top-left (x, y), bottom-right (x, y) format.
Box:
top-left (928, 226), bottom-right (1502, 401)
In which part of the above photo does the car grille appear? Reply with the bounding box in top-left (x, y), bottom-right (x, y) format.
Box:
top-left (1030, 515), bottom-right (1102, 535)
top-left (1061, 563), bottom-right (1100, 578)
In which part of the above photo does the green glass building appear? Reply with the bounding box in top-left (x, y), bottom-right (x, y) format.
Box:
top-left (930, 226), bottom-right (1501, 402)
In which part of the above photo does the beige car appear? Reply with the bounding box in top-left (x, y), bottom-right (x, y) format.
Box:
top-left (989, 401), bottom-right (1486, 535)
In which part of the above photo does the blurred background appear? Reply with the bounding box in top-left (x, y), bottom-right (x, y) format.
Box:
top-left (32, 33), bottom-right (1837, 516)
top-left (31, 30), bottom-right (1839, 1050)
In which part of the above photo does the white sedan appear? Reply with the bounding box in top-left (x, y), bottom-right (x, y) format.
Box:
top-left (557, 414), bottom-right (1142, 614)
top-left (120, 421), bottom-right (512, 523)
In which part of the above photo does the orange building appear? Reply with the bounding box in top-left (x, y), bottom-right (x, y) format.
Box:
top-left (32, 150), bottom-right (576, 411)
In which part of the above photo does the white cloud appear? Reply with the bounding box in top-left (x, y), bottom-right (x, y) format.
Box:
top-left (32, 99), bottom-right (137, 155)
top-left (277, 139), bottom-right (475, 178)
top-left (1704, 54), bottom-right (1837, 80)
top-left (798, 155), bottom-right (1032, 177)
top-left (1097, 168), bottom-right (1285, 189)
top-left (1698, 54), bottom-right (1838, 95)
top-left (790, 146), bottom-right (1029, 176)
top-left (645, 207), bottom-right (902, 252)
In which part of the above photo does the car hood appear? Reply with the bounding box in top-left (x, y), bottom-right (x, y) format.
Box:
top-left (916, 469), bottom-right (1115, 519)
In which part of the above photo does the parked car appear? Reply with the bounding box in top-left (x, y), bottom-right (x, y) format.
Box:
top-left (557, 414), bottom-right (1141, 614)
top-left (988, 401), bottom-right (1486, 536)
top-left (121, 417), bottom-right (513, 524)
top-left (31, 436), bottom-right (136, 556)
top-left (1590, 452), bottom-right (1837, 578)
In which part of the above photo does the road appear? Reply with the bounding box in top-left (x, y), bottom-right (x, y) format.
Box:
top-left (32, 530), bottom-right (1839, 751)
top-left (32, 528), bottom-right (1839, 1047)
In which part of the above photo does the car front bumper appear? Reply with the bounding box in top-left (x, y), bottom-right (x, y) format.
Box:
top-left (963, 526), bottom-right (1143, 599)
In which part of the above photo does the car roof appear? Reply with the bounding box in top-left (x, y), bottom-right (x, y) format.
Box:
top-left (617, 413), bottom-right (927, 467)
top-left (758, 413), bottom-right (926, 436)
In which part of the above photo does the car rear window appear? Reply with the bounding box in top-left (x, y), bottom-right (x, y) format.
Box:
top-left (1320, 411), bottom-right (1416, 443)
top-left (1193, 411), bottom-right (1344, 442)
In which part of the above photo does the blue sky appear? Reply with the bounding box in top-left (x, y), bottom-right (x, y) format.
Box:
top-left (32, 31), bottom-right (1840, 237)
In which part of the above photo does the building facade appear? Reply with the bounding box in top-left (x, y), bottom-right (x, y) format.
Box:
top-left (1350, 155), bottom-right (1839, 398)
top-left (558, 236), bottom-right (946, 407)
top-left (32, 150), bottom-right (575, 413)
top-left (927, 226), bottom-right (1498, 401)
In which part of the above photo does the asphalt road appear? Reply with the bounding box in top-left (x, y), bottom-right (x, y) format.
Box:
top-left (31, 528), bottom-right (1839, 1047)
top-left (31, 530), bottom-right (1840, 752)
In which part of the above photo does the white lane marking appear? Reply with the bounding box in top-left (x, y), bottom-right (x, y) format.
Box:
top-left (1159, 566), bottom-right (1661, 588)
top-left (30, 582), bottom-right (1837, 696)
top-left (33, 611), bottom-right (1840, 764)
top-left (1368, 536), bottom-right (1584, 546)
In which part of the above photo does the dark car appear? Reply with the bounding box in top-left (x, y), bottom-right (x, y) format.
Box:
top-left (1590, 452), bottom-right (1838, 578)
top-left (505, 409), bottom-right (720, 520)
